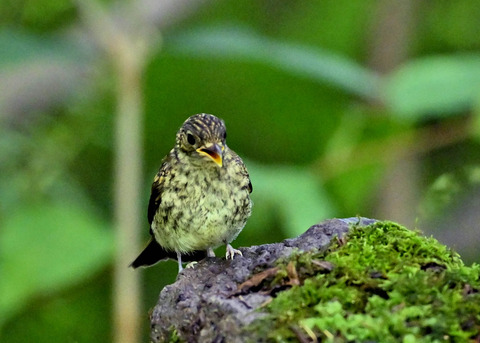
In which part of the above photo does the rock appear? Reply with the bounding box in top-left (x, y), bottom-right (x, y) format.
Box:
top-left (150, 218), bottom-right (375, 343)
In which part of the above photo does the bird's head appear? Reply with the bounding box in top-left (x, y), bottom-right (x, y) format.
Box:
top-left (176, 113), bottom-right (227, 167)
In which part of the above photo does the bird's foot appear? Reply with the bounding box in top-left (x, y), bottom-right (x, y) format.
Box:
top-left (185, 261), bottom-right (198, 269)
top-left (225, 244), bottom-right (242, 260)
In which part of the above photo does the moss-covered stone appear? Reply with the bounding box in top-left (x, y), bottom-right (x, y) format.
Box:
top-left (253, 221), bottom-right (480, 342)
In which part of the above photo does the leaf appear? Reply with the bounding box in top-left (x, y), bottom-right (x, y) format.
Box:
top-left (285, 261), bottom-right (300, 286)
top-left (0, 201), bottom-right (113, 327)
top-left (165, 26), bottom-right (380, 100)
top-left (237, 267), bottom-right (280, 293)
top-left (384, 54), bottom-right (480, 120)
top-left (248, 162), bottom-right (335, 238)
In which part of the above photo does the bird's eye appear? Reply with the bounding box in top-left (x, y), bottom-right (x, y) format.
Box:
top-left (223, 131), bottom-right (227, 140)
top-left (187, 133), bottom-right (196, 145)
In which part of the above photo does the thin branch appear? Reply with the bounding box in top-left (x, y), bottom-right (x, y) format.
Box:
top-left (75, 1), bottom-right (150, 342)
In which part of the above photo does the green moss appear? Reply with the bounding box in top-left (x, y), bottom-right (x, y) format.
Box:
top-left (252, 221), bottom-right (480, 342)
top-left (165, 326), bottom-right (183, 343)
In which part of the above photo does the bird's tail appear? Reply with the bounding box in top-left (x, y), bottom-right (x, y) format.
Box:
top-left (129, 239), bottom-right (208, 268)
top-left (130, 239), bottom-right (169, 268)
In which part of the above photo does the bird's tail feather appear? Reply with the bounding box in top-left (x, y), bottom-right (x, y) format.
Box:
top-left (129, 239), bottom-right (208, 268)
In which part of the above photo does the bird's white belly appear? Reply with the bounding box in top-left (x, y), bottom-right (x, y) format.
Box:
top-left (153, 174), bottom-right (249, 253)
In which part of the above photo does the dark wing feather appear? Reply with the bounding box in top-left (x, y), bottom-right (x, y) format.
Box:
top-left (131, 152), bottom-right (208, 268)
top-left (147, 155), bottom-right (172, 230)
top-left (230, 149), bottom-right (252, 193)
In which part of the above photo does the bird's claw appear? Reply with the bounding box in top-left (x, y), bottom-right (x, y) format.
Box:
top-left (226, 244), bottom-right (242, 260)
top-left (185, 261), bottom-right (198, 269)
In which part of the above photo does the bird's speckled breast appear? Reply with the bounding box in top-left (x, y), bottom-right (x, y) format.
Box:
top-left (152, 150), bottom-right (252, 253)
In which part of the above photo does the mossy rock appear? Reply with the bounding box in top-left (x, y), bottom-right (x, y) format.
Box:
top-left (254, 221), bottom-right (480, 342)
top-left (150, 219), bottom-right (480, 342)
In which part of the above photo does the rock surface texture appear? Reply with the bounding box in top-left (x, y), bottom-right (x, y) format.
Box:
top-left (150, 218), bottom-right (376, 343)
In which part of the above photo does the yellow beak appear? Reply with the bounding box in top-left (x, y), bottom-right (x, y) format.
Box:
top-left (196, 143), bottom-right (223, 167)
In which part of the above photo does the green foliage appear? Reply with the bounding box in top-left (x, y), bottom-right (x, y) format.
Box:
top-left (255, 222), bottom-right (480, 342)
top-left (0, 201), bottom-right (113, 331)
top-left (385, 55), bottom-right (480, 119)
top-left (248, 162), bottom-right (335, 238)
top-left (20, 0), bottom-right (75, 30)
top-left (0, 0), bottom-right (75, 31)
top-left (0, 273), bottom-right (111, 343)
top-left (0, 31), bottom-right (79, 65)
top-left (421, 0), bottom-right (480, 50)
top-left (166, 26), bottom-right (381, 99)
top-left (0, 109), bottom-right (114, 337)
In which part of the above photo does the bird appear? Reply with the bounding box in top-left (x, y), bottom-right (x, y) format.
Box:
top-left (130, 113), bottom-right (253, 272)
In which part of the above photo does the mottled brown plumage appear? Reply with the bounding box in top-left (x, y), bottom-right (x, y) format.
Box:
top-left (131, 114), bottom-right (252, 271)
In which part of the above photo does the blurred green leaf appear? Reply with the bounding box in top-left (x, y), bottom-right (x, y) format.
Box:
top-left (1, 273), bottom-right (112, 343)
top-left (0, 201), bottom-right (113, 329)
top-left (248, 162), bottom-right (334, 238)
top-left (384, 55), bottom-right (480, 119)
top-left (165, 26), bottom-right (380, 100)
top-left (0, 30), bottom-right (87, 66)
top-left (21, 0), bottom-right (75, 31)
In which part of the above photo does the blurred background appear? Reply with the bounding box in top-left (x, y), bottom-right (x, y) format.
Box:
top-left (1, 0), bottom-right (480, 342)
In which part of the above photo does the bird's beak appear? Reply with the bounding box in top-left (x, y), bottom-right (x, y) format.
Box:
top-left (196, 143), bottom-right (224, 167)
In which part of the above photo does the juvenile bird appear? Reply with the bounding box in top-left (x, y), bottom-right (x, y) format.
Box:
top-left (130, 114), bottom-right (252, 272)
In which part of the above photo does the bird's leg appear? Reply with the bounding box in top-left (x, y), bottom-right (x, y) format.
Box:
top-left (225, 243), bottom-right (242, 260)
top-left (207, 247), bottom-right (216, 257)
top-left (176, 251), bottom-right (183, 272)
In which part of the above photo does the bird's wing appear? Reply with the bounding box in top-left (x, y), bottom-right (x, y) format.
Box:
top-left (147, 154), bottom-right (172, 232)
top-left (132, 152), bottom-right (210, 268)
top-left (230, 149), bottom-right (253, 193)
